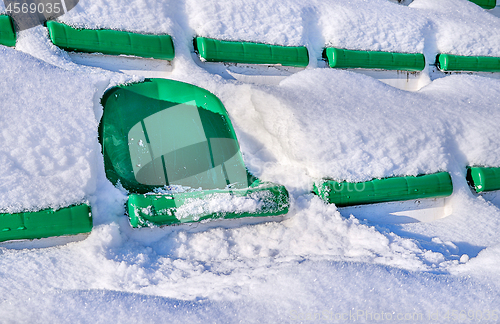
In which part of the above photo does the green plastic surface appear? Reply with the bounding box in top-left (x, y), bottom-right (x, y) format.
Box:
top-left (437, 54), bottom-right (500, 72)
top-left (467, 166), bottom-right (500, 193)
top-left (0, 15), bottom-right (16, 47)
top-left (0, 204), bottom-right (92, 242)
top-left (324, 47), bottom-right (425, 71)
top-left (100, 78), bottom-right (289, 227)
top-left (128, 181), bottom-right (289, 227)
top-left (46, 21), bottom-right (174, 60)
top-left (469, 0), bottom-right (496, 9)
top-left (195, 37), bottom-right (309, 67)
top-left (313, 172), bottom-right (453, 207)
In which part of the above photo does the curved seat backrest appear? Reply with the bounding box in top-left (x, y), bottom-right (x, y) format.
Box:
top-left (100, 79), bottom-right (252, 194)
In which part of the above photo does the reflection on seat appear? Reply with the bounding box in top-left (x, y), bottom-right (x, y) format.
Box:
top-left (99, 78), bottom-right (289, 227)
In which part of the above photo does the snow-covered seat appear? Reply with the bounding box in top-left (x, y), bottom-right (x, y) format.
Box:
top-left (193, 37), bottom-right (308, 85)
top-left (467, 166), bottom-right (500, 193)
top-left (313, 172), bottom-right (453, 207)
top-left (99, 78), bottom-right (289, 227)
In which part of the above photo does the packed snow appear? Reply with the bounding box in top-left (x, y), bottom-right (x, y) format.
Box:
top-left (0, 46), bottom-right (100, 213)
top-left (1, 0), bottom-right (500, 322)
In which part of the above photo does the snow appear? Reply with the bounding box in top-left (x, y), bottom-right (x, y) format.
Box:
top-left (174, 193), bottom-right (267, 221)
top-left (410, 0), bottom-right (500, 57)
top-left (1, 0), bottom-right (500, 322)
top-left (0, 46), bottom-right (100, 213)
top-left (59, 0), bottom-right (175, 34)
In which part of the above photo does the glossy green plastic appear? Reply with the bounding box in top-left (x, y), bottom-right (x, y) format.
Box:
top-left (100, 78), bottom-right (289, 227)
top-left (195, 37), bottom-right (309, 67)
top-left (0, 204), bottom-right (92, 242)
top-left (313, 172), bottom-right (453, 207)
top-left (437, 54), bottom-right (500, 72)
top-left (128, 182), bottom-right (289, 227)
top-left (324, 47), bottom-right (425, 71)
top-left (469, 0), bottom-right (496, 9)
top-left (467, 167), bottom-right (500, 193)
top-left (0, 15), bottom-right (16, 47)
top-left (46, 21), bottom-right (174, 60)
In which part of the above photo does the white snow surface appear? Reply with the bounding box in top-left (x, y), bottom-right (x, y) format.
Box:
top-left (0, 46), bottom-right (100, 213)
top-left (1, 0), bottom-right (500, 322)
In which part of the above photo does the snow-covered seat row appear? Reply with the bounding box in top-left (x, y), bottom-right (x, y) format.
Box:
top-left (469, 0), bottom-right (496, 9)
top-left (43, 21), bottom-right (500, 76)
top-left (193, 39), bottom-right (425, 72)
top-left (436, 54), bottom-right (500, 72)
top-left (467, 166), bottom-right (500, 193)
top-left (1, 16), bottom-right (94, 243)
top-left (313, 172), bottom-right (453, 207)
top-left (194, 40), bottom-right (500, 75)
top-left (46, 21), bottom-right (175, 61)
top-left (0, 15), bottom-right (15, 47)
top-left (99, 78), bottom-right (289, 227)
top-left (322, 49), bottom-right (500, 74)
top-left (0, 204), bottom-right (92, 243)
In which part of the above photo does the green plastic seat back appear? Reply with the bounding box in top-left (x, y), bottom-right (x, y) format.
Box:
top-left (0, 15), bottom-right (16, 47)
top-left (100, 79), bottom-right (251, 194)
top-left (46, 21), bottom-right (175, 60)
